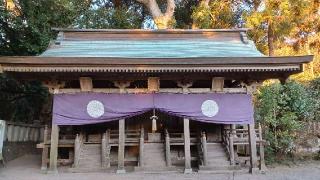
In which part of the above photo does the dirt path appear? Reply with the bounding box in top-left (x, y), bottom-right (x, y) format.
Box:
top-left (0, 155), bottom-right (319, 180)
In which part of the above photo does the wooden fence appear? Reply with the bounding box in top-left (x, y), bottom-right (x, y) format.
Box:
top-left (3, 121), bottom-right (44, 143)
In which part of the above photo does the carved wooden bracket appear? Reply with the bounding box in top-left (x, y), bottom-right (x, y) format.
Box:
top-left (177, 80), bottom-right (193, 94)
top-left (114, 81), bottom-right (131, 93)
top-left (42, 80), bottom-right (65, 94)
top-left (245, 81), bottom-right (262, 95)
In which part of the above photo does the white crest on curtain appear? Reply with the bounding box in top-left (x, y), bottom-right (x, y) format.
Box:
top-left (201, 100), bottom-right (219, 117)
top-left (86, 100), bottom-right (104, 118)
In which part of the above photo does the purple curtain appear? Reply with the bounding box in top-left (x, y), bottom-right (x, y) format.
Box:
top-left (53, 93), bottom-right (254, 125)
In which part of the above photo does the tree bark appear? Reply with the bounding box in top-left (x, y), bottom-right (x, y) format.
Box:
top-left (268, 23), bottom-right (275, 56)
top-left (136, 0), bottom-right (175, 29)
top-left (113, 0), bottom-right (121, 8)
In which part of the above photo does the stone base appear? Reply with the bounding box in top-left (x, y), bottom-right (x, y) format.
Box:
top-left (184, 168), bottom-right (192, 174)
top-left (116, 169), bottom-right (126, 174)
top-left (134, 166), bottom-right (182, 173)
top-left (40, 166), bottom-right (47, 171)
top-left (47, 169), bottom-right (58, 174)
top-left (249, 167), bottom-right (260, 174)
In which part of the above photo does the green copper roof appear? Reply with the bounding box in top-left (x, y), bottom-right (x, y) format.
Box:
top-left (40, 39), bottom-right (264, 58)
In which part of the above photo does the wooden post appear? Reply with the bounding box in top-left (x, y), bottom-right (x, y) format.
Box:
top-left (139, 127), bottom-right (144, 167)
top-left (248, 123), bottom-right (258, 174)
top-left (229, 134), bottom-right (235, 165)
top-left (101, 133), bottom-right (107, 168)
top-left (165, 129), bottom-right (171, 167)
top-left (41, 125), bottom-right (48, 171)
top-left (106, 129), bottom-right (110, 168)
top-left (183, 118), bottom-right (192, 174)
top-left (117, 119), bottom-right (126, 174)
top-left (48, 124), bottom-right (59, 173)
top-left (201, 132), bottom-right (208, 166)
top-left (258, 123), bottom-right (267, 172)
top-left (229, 124), bottom-right (236, 165)
top-left (73, 134), bottom-right (80, 168)
top-left (7, 124), bottom-right (13, 142)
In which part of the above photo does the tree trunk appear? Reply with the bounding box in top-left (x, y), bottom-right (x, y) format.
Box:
top-left (136, 0), bottom-right (175, 29)
top-left (268, 23), bottom-right (275, 56)
top-left (113, 0), bottom-right (121, 8)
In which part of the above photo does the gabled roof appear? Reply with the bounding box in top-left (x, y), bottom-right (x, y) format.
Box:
top-left (0, 29), bottom-right (313, 79)
top-left (41, 29), bottom-right (263, 58)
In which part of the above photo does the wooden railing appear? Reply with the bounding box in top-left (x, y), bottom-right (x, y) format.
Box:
top-left (222, 125), bottom-right (266, 170)
top-left (108, 129), bottom-right (141, 145)
top-left (166, 130), bottom-right (198, 145)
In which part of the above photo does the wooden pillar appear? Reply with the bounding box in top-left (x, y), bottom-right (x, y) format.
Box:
top-left (41, 125), bottom-right (48, 171)
top-left (165, 129), bottom-right (171, 167)
top-left (106, 129), bottom-right (111, 168)
top-left (248, 123), bottom-right (258, 174)
top-left (117, 119), bottom-right (126, 174)
top-left (201, 132), bottom-right (208, 166)
top-left (178, 81), bottom-right (193, 173)
top-left (42, 80), bottom-right (64, 173)
top-left (73, 134), bottom-right (80, 168)
top-left (229, 124), bottom-right (236, 165)
top-left (139, 127), bottom-right (144, 167)
top-left (258, 123), bottom-right (267, 172)
top-left (48, 124), bottom-right (59, 173)
top-left (101, 133), bottom-right (107, 168)
top-left (183, 118), bottom-right (192, 174)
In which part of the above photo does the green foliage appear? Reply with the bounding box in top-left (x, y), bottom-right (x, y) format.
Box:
top-left (191, 1), bottom-right (237, 29)
top-left (0, 0), bottom-right (90, 56)
top-left (255, 81), bottom-right (314, 159)
top-left (309, 78), bottom-right (320, 121)
top-left (73, 4), bottom-right (143, 29)
top-left (0, 74), bottom-right (48, 123)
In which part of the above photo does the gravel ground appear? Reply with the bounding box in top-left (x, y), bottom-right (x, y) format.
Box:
top-left (0, 155), bottom-right (319, 180)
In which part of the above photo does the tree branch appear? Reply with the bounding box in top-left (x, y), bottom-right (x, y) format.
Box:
top-left (136, 0), bottom-right (163, 18)
top-left (164, 0), bottom-right (175, 17)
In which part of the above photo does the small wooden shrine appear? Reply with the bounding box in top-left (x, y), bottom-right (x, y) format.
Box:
top-left (0, 29), bottom-right (312, 174)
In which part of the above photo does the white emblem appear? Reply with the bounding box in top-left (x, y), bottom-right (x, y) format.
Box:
top-left (86, 100), bottom-right (104, 118)
top-left (201, 100), bottom-right (219, 117)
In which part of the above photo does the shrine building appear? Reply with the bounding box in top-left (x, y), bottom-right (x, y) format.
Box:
top-left (0, 29), bottom-right (313, 174)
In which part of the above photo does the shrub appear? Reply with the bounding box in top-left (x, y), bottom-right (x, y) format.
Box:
top-left (255, 81), bottom-right (314, 161)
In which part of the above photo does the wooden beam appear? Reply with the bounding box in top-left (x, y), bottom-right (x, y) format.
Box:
top-left (248, 124), bottom-right (259, 174)
top-left (48, 124), bottom-right (59, 173)
top-left (79, 77), bottom-right (93, 92)
top-left (116, 119), bottom-right (126, 174)
top-left (183, 118), bottom-right (192, 174)
top-left (55, 87), bottom-right (247, 94)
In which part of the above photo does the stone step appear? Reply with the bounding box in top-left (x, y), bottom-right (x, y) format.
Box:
top-left (77, 144), bottom-right (102, 169)
top-left (142, 143), bottom-right (166, 167)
